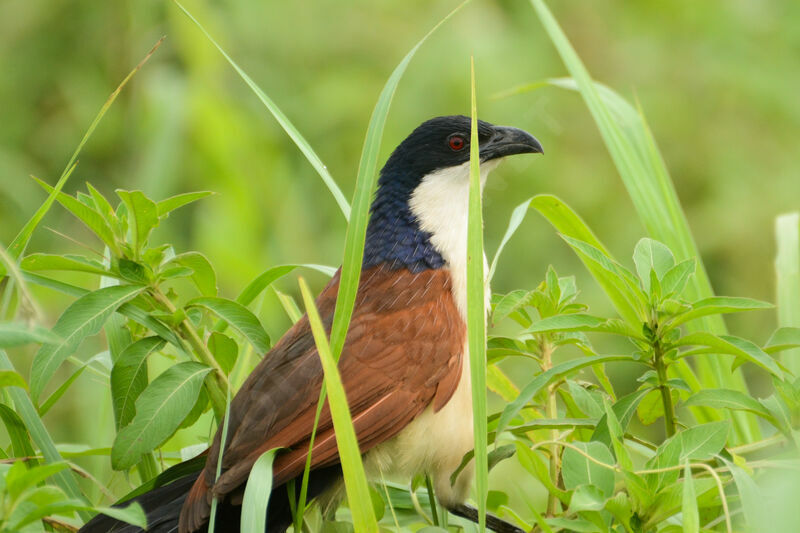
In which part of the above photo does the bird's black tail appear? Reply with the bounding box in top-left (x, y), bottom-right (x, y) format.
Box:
top-left (79, 457), bottom-right (341, 533)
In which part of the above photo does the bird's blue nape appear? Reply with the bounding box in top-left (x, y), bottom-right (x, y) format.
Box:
top-left (362, 168), bottom-right (445, 273)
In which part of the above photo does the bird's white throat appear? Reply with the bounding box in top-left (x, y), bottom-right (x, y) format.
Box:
top-left (408, 159), bottom-right (499, 316)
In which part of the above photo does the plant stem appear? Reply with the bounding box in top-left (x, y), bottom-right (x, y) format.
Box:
top-left (653, 339), bottom-right (677, 437)
top-left (151, 288), bottom-right (229, 419)
top-left (137, 452), bottom-right (159, 483)
top-left (541, 340), bottom-right (560, 516)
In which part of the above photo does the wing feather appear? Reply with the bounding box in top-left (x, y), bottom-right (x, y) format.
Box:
top-left (179, 265), bottom-right (465, 531)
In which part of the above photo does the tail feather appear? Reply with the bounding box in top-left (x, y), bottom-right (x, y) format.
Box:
top-left (79, 463), bottom-right (342, 533)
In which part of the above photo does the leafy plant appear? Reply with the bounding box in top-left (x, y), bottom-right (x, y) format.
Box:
top-left (1, 1), bottom-right (799, 532)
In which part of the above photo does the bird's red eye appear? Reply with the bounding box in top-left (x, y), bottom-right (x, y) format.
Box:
top-left (448, 135), bottom-right (466, 151)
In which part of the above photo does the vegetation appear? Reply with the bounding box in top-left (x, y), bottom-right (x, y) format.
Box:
top-left (1, 1), bottom-right (798, 532)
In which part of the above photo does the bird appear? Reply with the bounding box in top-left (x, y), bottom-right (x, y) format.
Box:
top-left (80, 115), bottom-right (543, 533)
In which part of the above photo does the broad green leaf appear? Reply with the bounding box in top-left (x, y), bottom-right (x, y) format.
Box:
top-left (633, 238), bottom-right (675, 292)
top-left (91, 503), bottom-right (148, 529)
top-left (660, 258), bottom-right (696, 297)
top-left (21, 253), bottom-right (111, 277)
top-left (775, 213), bottom-right (800, 373)
top-left (562, 441), bottom-right (615, 498)
top-left (31, 176), bottom-right (119, 254)
top-left (0, 323), bottom-right (60, 348)
top-left (603, 399), bottom-right (632, 470)
top-left (23, 271), bottom-right (185, 353)
top-left (683, 389), bottom-right (776, 423)
top-left (764, 326), bottom-right (800, 354)
top-left (187, 297), bottom-right (270, 354)
top-left (112, 362), bottom-right (211, 470)
top-left (167, 252), bottom-right (217, 296)
top-left (681, 461), bottom-right (699, 533)
top-left (526, 313), bottom-right (640, 338)
top-left (116, 190), bottom-right (160, 255)
top-left (636, 388), bottom-right (666, 426)
top-left (87, 183), bottom-right (118, 229)
top-left (544, 518), bottom-right (599, 533)
top-left (0, 404), bottom-right (36, 458)
top-left (568, 484), bottom-right (607, 513)
top-left (604, 493), bottom-right (633, 531)
top-left (721, 457), bottom-right (766, 527)
top-left (674, 332), bottom-right (782, 377)
top-left (497, 354), bottom-right (638, 438)
top-left (561, 235), bottom-right (646, 321)
top-left (111, 337), bottom-right (166, 429)
top-left (669, 297), bottom-right (773, 328)
top-left (515, 442), bottom-right (570, 504)
top-left (299, 278), bottom-right (377, 531)
top-left (567, 380), bottom-right (604, 418)
top-left (118, 259), bottom-right (151, 284)
top-left (759, 394), bottom-right (793, 435)
top-left (156, 191), bottom-right (214, 218)
top-left (208, 332), bottom-right (238, 375)
top-left (492, 289), bottom-right (531, 323)
top-left (679, 421), bottom-right (729, 461)
top-left (526, 313), bottom-right (605, 333)
top-left (241, 448), bottom-right (280, 533)
top-left (645, 477), bottom-right (718, 529)
top-left (174, 2), bottom-right (350, 219)
top-left (6, 461), bottom-right (69, 499)
top-left (30, 284), bottom-right (144, 401)
top-left (591, 388), bottom-right (650, 448)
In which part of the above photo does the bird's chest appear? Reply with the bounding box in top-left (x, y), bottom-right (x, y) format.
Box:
top-left (364, 267), bottom-right (489, 505)
top-left (365, 340), bottom-right (473, 504)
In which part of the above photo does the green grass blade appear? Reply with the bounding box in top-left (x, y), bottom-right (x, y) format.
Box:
top-left (173, 1), bottom-right (350, 220)
top-left (467, 57), bottom-right (488, 533)
top-left (328, 0), bottom-right (468, 361)
top-left (528, 0), bottom-right (757, 442)
top-left (1, 38), bottom-right (163, 273)
top-left (681, 461), bottom-right (699, 533)
top-left (298, 277), bottom-right (377, 532)
top-left (0, 349), bottom-right (91, 520)
top-left (775, 213), bottom-right (800, 374)
top-left (241, 448), bottom-right (280, 533)
top-left (208, 388), bottom-right (232, 533)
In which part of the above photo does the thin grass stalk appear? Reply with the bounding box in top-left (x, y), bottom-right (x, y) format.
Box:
top-left (775, 213), bottom-right (800, 373)
top-left (467, 57), bottom-right (488, 533)
top-left (0, 349), bottom-right (92, 520)
top-left (208, 387), bottom-right (232, 533)
top-left (299, 277), bottom-right (377, 532)
top-left (327, 0), bottom-right (468, 361)
top-left (2, 38), bottom-right (163, 271)
top-left (173, 1), bottom-right (350, 220)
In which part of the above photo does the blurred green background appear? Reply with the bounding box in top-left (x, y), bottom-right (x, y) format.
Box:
top-left (1, 0), bottom-right (799, 510)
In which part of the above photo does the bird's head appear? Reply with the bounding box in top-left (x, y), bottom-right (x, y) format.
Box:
top-left (365, 115), bottom-right (542, 273)
top-left (379, 115), bottom-right (543, 183)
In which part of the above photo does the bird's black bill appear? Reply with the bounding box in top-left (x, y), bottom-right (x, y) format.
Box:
top-left (479, 125), bottom-right (543, 162)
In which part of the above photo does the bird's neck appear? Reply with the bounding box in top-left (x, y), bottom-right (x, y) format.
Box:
top-left (363, 171), bottom-right (446, 273)
top-left (363, 160), bottom-right (499, 317)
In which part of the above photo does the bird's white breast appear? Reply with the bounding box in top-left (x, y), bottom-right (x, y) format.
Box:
top-left (365, 160), bottom-right (497, 505)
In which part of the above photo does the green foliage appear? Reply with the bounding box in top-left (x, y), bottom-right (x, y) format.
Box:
top-left (0, 1), bottom-right (798, 532)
